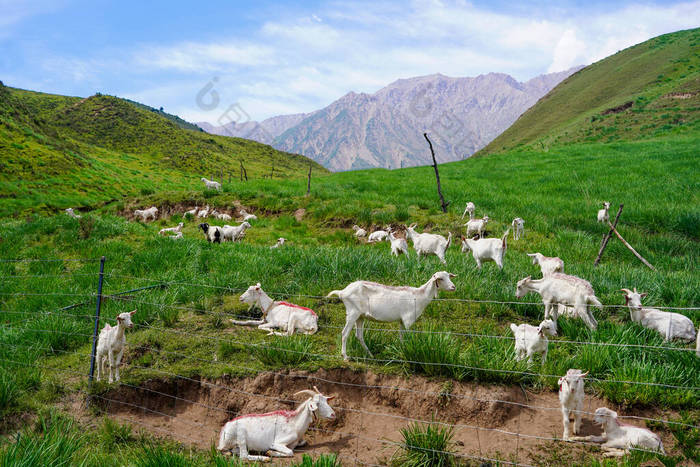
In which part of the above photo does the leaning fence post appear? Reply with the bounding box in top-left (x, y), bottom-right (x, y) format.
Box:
top-left (88, 256), bottom-right (106, 387)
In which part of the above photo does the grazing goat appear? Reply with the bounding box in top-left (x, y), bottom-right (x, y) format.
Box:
top-left (231, 283), bottom-right (318, 335)
top-left (222, 221), bottom-right (251, 242)
top-left (134, 206), bottom-right (158, 222)
top-left (461, 201), bottom-right (476, 220)
top-left (406, 224), bottom-right (452, 264)
top-left (527, 252), bottom-right (564, 277)
top-left (516, 273), bottom-right (601, 330)
top-left (464, 216), bottom-right (489, 238)
top-left (388, 231), bottom-right (409, 256)
top-left (510, 319), bottom-right (557, 364)
top-left (270, 237), bottom-right (286, 249)
top-left (239, 209), bottom-right (257, 221)
top-left (65, 208), bottom-right (81, 219)
top-left (328, 271), bottom-right (456, 361)
top-left (621, 288), bottom-right (696, 341)
top-left (217, 386), bottom-right (335, 461)
top-left (184, 206), bottom-right (198, 217)
top-left (199, 223), bottom-right (223, 243)
top-left (558, 369), bottom-right (587, 440)
top-left (352, 225), bottom-right (367, 238)
top-left (511, 217), bottom-right (524, 240)
top-left (572, 407), bottom-right (664, 456)
top-left (158, 222), bottom-right (183, 236)
top-left (367, 227), bottom-right (391, 243)
top-left (201, 177), bottom-right (221, 191)
top-left (597, 202), bottom-right (611, 223)
top-left (197, 205), bottom-right (210, 218)
top-left (96, 310), bottom-right (136, 383)
top-left (460, 230), bottom-right (508, 270)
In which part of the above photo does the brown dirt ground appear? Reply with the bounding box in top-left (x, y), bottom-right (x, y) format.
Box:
top-left (69, 369), bottom-right (680, 465)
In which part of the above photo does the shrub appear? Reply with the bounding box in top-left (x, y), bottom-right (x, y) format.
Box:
top-left (393, 420), bottom-right (455, 467)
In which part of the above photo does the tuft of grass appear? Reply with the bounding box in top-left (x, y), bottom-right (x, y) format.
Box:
top-left (292, 453), bottom-right (342, 467)
top-left (393, 325), bottom-right (463, 379)
top-left (133, 445), bottom-right (193, 467)
top-left (0, 369), bottom-right (20, 415)
top-left (252, 335), bottom-right (314, 367)
top-left (393, 420), bottom-right (456, 467)
top-left (98, 417), bottom-right (134, 450)
top-left (158, 306), bottom-right (179, 327)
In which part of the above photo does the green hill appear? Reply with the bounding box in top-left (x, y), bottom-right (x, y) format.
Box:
top-left (0, 83), bottom-right (325, 216)
top-left (478, 28), bottom-right (700, 155)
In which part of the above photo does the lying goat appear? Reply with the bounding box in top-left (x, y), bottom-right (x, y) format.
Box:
top-left (270, 237), bottom-right (286, 249)
top-left (231, 283), bottom-right (318, 335)
top-left (621, 288), bottom-right (696, 341)
top-left (217, 386), bottom-right (335, 461)
top-left (328, 271), bottom-right (456, 360)
top-left (571, 407), bottom-right (664, 457)
top-left (352, 225), bottom-right (367, 238)
top-left (158, 222), bottom-right (183, 236)
top-left (65, 208), bottom-right (81, 219)
top-left (460, 230), bottom-right (508, 270)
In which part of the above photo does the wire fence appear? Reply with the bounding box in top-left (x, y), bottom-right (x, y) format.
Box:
top-left (1, 257), bottom-right (698, 466)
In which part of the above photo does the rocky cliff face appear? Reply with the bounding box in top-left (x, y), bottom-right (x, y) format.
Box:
top-left (199, 67), bottom-right (581, 171)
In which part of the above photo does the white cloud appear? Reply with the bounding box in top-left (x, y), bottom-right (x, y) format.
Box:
top-left (548, 29), bottom-right (587, 73)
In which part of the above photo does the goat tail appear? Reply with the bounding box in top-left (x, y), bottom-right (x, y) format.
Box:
top-left (446, 231), bottom-right (452, 249)
top-left (501, 229), bottom-right (510, 250)
top-left (326, 290), bottom-right (342, 299)
top-left (587, 295), bottom-right (603, 310)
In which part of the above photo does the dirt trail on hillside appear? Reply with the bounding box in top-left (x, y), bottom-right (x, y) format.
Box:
top-left (74, 369), bottom-right (679, 465)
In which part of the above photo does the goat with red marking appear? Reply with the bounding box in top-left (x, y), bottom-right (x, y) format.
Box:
top-left (231, 283), bottom-right (318, 336)
top-left (217, 386), bottom-right (336, 461)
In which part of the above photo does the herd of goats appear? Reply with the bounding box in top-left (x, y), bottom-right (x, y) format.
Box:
top-left (63, 191), bottom-right (697, 461)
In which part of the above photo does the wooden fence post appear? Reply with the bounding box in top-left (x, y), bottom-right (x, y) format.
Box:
top-left (424, 133), bottom-right (449, 213)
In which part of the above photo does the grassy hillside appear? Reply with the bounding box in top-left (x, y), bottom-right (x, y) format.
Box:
top-left (0, 83), bottom-right (326, 217)
top-left (478, 28), bottom-right (700, 155)
top-left (0, 136), bottom-right (697, 464)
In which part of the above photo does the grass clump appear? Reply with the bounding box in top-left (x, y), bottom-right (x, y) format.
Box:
top-left (252, 335), bottom-right (315, 367)
top-left (0, 369), bottom-right (20, 415)
top-left (393, 420), bottom-right (456, 467)
top-left (393, 325), bottom-right (463, 379)
top-left (292, 453), bottom-right (342, 467)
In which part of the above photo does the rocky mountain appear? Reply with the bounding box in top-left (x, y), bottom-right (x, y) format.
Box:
top-left (199, 67), bottom-right (581, 171)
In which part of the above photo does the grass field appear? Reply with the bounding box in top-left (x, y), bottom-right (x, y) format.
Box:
top-left (1, 134), bottom-right (698, 464)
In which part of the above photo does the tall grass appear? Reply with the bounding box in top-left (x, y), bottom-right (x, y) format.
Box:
top-left (252, 335), bottom-right (315, 367)
top-left (393, 421), bottom-right (456, 467)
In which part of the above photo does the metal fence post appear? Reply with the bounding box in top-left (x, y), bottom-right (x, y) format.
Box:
top-left (88, 256), bottom-right (106, 386)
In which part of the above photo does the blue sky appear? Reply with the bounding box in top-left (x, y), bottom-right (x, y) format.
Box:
top-left (2, 1), bottom-right (699, 124)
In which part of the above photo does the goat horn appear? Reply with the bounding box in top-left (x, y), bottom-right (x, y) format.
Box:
top-left (580, 371), bottom-right (589, 377)
top-left (326, 395), bottom-right (335, 401)
top-left (313, 385), bottom-right (322, 394)
top-left (294, 390), bottom-right (317, 398)
top-left (620, 288), bottom-right (632, 295)
top-left (633, 287), bottom-right (637, 293)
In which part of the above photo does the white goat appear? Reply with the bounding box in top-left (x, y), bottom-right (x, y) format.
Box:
top-left (352, 225), bottom-right (367, 238)
top-left (509, 319), bottom-right (557, 364)
top-left (270, 237), bottom-right (286, 249)
top-left (464, 216), bottom-right (489, 238)
top-left (388, 231), bottom-right (409, 257)
top-left (367, 227), bottom-right (391, 243)
top-left (222, 221), bottom-right (251, 242)
top-left (65, 208), bottom-right (81, 219)
top-left (516, 273), bottom-right (601, 330)
top-left (405, 224), bottom-right (452, 264)
top-left (558, 368), bottom-right (588, 440)
top-left (460, 230), bottom-right (508, 270)
top-left (213, 211), bottom-right (232, 221)
top-left (199, 223), bottom-right (223, 243)
top-left (527, 252), bottom-right (564, 277)
top-left (597, 201), bottom-right (611, 223)
top-left (158, 222), bottom-right (183, 236)
top-left (461, 201), bottom-right (476, 220)
top-left (572, 407), bottom-right (664, 457)
top-left (239, 209), bottom-right (257, 221)
top-left (201, 177), bottom-right (222, 191)
top-left (197, 205), bottom-right (210, 218)
top-left (217, 386), bottom-right (336, 461)
top-left (328, 271), bottom-right (456, 361)
top-left (621, 288), bottom-right (696, 341)
top-left (231, 283), bottom-right (318, 335)
top-left (134, 206), bottom-right (158, 222)
top-left (511, 217), bottom-right (524, 240)
top-left (95, 310), bottom-right (136, 383)
top-left (169, 231), bottom-right (183, 240)
top-left (184, 206), bottom-right (198, 217)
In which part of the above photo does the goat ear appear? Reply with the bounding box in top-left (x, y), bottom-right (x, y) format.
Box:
top-left (130, 310), bottom-right (136, 315)
top-left (326, 395), bottom-right (335, 401)
top-left (640, 292), bottom-right (647, 298)
top-left (448, 273), bottom-right (456, 278)
top-left (526, 253), bottom-right (535, 257)
top-left (619, 289), bottom-right (632, 295)
top-left (117, 316), bottom-right (123, 322)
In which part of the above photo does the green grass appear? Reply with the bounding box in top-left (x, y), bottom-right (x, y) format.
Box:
top-left (479, 28), bottom-right (700, 155)
top-left (393, 420), bottom-right (456, 467)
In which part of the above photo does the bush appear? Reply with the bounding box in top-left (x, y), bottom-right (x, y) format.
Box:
top-left (393, 420), bottom-right (455, 467)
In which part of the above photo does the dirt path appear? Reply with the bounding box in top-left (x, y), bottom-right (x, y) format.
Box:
top-left (75, 369), bottom-right (679, 465)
